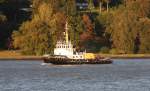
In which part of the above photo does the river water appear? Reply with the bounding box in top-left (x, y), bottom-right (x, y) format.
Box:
top-left (0, 59), bottom-right (150, 91)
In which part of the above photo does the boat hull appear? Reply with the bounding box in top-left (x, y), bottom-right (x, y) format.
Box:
top-left (43, 57), bottom-right (113, 65)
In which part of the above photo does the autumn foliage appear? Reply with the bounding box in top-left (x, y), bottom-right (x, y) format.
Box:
top-left (0, 0), bottom-right (150, 54)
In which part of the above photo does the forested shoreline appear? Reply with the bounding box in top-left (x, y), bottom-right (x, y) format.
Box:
top-left (0, 0), bottom-right (150, 55)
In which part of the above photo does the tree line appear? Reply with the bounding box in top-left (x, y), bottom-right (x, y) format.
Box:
top-left (0, 0), bottom-right (30, 49)
top-left (0, 0), bottom-right (150, 55)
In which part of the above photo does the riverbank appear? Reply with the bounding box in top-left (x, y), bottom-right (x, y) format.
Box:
top-left (98, 54), bottom-right (150, 59)
top-left (0, 51), bottom-right (42, 60)
top-left (0, 50), bottom-right (150, 60)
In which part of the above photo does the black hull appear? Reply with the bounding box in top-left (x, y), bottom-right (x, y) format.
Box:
top-left (43, 57), bottom-right (113, 65)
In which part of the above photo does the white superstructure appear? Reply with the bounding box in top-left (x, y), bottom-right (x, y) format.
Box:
top-left (54, 22), bottom-right (85, 59)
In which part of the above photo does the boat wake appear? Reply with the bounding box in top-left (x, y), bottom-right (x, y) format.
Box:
top-left (41, 62), bottom-right (80, 68)
top-left (41, 63), bottom-right (49, 66)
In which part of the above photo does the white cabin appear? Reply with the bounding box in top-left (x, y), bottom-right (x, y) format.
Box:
top-left (54, 22), bottom-right (85, 59)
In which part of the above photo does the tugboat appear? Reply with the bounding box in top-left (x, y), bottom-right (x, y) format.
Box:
top-left (43, 22), bottom-right (112, 65)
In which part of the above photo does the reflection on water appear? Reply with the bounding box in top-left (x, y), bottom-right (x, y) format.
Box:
top-left (0, 59), bottom-right (150, 91)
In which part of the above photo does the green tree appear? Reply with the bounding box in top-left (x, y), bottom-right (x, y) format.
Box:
top-left (32, 0), bottom-right (64, 14)
top-left (107, 7), bottom-right (139, 53)
top-left (13, 3), bottom-right (56, 55)
top-left (139, 18), bottom-right (150, 53)
top-left (106, 0), bottom-right (150, 53)
top-left (125, 0), bottom-right (150, 17)
top-left (95, 11), bottom-right (113, 48)
top-left (66, 0), bottom-right (77, 16)
top-left (68, 15), bottom-right (84, 48)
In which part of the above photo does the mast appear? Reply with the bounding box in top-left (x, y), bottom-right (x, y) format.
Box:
top-left (65, 22), bottom-right (69, 44)
top-left (65, 0), bottom-right (69, 45)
